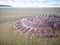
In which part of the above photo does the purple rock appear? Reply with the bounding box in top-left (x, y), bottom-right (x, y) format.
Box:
top-left (54, 23), bottom-right (60, 30)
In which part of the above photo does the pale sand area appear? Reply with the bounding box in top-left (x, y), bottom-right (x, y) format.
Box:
top-left (0, 8), bottom-right (60, 45)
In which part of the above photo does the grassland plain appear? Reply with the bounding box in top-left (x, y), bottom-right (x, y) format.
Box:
top-left (0, 8), bottom-right (60, 45)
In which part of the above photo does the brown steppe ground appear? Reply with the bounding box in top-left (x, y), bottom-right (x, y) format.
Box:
top-left (0, 8), bottom-right (60, 45)
top-left (0, 17), bottom-right (60, 45)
